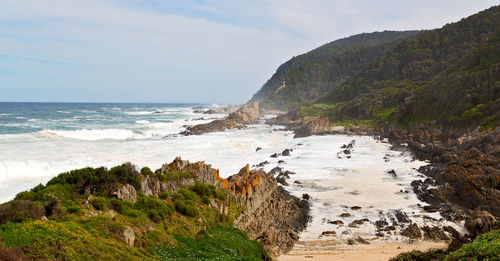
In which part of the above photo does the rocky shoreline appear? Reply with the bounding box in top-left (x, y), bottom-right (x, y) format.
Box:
top-left (265, 110), bottom-right (499, 248)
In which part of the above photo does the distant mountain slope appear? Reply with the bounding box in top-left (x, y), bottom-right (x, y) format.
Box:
top-left (316, 5), bottom-right (500, 129)
top-left (249, 31), bottom-right (421, 110)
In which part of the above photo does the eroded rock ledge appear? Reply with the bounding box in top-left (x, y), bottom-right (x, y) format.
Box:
top-left (181, 102), bottom-right (262, 135)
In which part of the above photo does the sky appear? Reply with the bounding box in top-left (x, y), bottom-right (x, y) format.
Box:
top-left (0, 1), bottom-right (498, 104)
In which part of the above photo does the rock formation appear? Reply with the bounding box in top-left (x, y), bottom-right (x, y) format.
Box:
top-left (182, 102), bottom-right (262, 135)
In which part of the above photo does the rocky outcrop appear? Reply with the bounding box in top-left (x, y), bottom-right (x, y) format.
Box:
top-left (113, 184), bottom-right (137, 203)
top-left (122, 226), bottom-right (135, 246)
top-left (465, 210), bottom-right (498, 237)
top-left (401, 223), bottom-right (422, 239)
top-left (182, 102), bottom-right (262, 135)
top-left (136, 157), bottom-right (309, 258)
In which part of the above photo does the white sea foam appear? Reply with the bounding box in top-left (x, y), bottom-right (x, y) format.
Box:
top-left (45, 129), bottom-right (144, 141)
top-left (0, 110), bottom-right (465, 244)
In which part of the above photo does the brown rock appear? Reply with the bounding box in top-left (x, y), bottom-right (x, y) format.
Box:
top-left (422, 226), bottom-right (449, 241)
top-left (465, 210), bottom-right (498, 236)
top-left (401, 223), bottom-right (422, 239)
top-left (321, 231), bottom-right (336, 236)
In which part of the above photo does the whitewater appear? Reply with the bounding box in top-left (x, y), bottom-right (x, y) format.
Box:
top-left (0, 102), bottom-right (464, 245)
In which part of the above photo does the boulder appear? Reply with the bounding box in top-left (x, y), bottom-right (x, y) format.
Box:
top-left (226, 102), bottom-right (262, 124)
top-left (465, 210), bottom-right (498, 236)
top-left (122, 226), bottom-right (135, 246)
top-left (422, 226), bottom-right (449, 241)
top-left (113, 184), bottom-right (137, 203)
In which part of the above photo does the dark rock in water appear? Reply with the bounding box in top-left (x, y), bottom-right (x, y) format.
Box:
top-left (464, 210), bottom-right (498, 237)
top-left (349, 219), bottom-right (367, 227)
top-left (256, 147), bottom-right (262, 152)
top-left (422, 226), bottom-right (449, 241)
top-left (347, 155), bottom-right (351, 159)
top-left (401, 223), bottom-right (422, 239)
top-left (278, 160), bottom-right (285, 164)
top-left (355, 236), bottom-right (370, 244)
top-left (375, 220), bottom-right (389, 230)
top-left (282, 149), bottom-right (291, 156)
top-left (351, 206), bottom-right (362, 210)
top-left (339, 213), bottom-right (351, 218)
top-left (347, 239), bottom-right (356, 245)
top-left (294, 181), bottom-right (302, 185)
top-left (394, 210), bottom-right (411, 223)
top-left (270, 153), bottom-right (279, 158)
top-left (341, 144), bottom-right (347, 149)
top-left (384, 156), bottom-right (390, 162)
top-left (276, 176), bottom-right (288, 186)
top-left (257, 161), bottom-right (269, 167)
top-left (181, 102), bottom-right (261, 135)
top-left (284, 170), bottom-right (296, 176)
top-left (321, 231), bottom-right (336, 236)
top-left (269, 166), bottom-right (283, 176)
top-left (423, 205), bottom-right (440, 213)
top-left (388, 169), bottom-right (397, 178)
top-left (302, 194), bottom-right (311, 200)
top-left (328, 220), bottom-right (344, 225)
top-left (444, 226), bottom-right (469, 250)
top-left (343, 149), bottom-right (351, 155)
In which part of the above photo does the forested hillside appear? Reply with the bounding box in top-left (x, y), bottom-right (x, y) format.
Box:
top-left (315, 4), bottom-right (500, 129)
top-left (253, 5), bottom-right (499, 130)
top-left (249, 31), bottom-right (421, 110)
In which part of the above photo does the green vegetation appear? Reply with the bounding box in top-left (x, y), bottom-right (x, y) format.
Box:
top-left (249, 31), bottom-right (421, 110)
top-left (391, 229), bottom-right (500, 260)
top-left (154, 226), bottom-right (270, 261)
top-left (0, 163), bottom-right (268, 260)
top-left (252, 5), bottom-right (500, 131)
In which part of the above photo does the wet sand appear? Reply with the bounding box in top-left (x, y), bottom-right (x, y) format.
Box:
top-left (278, 241), bottom-right (448, 261)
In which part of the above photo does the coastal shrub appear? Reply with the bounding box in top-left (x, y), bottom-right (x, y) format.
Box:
top-left (158, 192), bottom-right (169, 200)
top-left (201, 195), bottom-right (210, 205)
top-left (134, 196), bottom-right (173, 221)
top-left (446, 229), bottom-right (500, 260)
top-left (191, 181), bottom-right (216, 197)
top-left (175, 188), bottom-right (196, 201)
top-left (153, 226), bottom-right (270, 260)
top-left (215, 189), bottom-right (226, 200)
top-left (140, 167), bottom-right (154, 176)
top-left (174, 200), bottom-right (198, 217)
top-left (90, 197), bottom-right (107, 211)
top-left (110, 199), bottom-right (123, 213)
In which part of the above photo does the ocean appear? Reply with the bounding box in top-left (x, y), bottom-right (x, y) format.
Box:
top-left (0, 102), bottom-right (463, 244)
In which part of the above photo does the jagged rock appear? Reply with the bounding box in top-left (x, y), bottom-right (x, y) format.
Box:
top-left (328, 220), bottom-right (344, 225)
top-left (282, 149), bottom-right (291, 156)
top-left (401, 223), bottom-right (422, 239)
top-left (270, 153), bottom-right (279, 158)
top-left (355, 236), bottom-right (370, 244)
top-left (423, 205), bottom-right (440, 213)
top-left (226, 102), bottom-right (262, 124)
top-left (122, 226), bottom-right (135, 246)
top-left (256, 147), bottom-right (262, 152)
top-left (204, 104), bottom-right (241, 114)
top-left (113, 184), bottom-right (137, 203)
top-left (294, 180), bottom-right (302, 185)
top-left (394, 210), bottom-right (411, 223)
top-left (347, 239), bottom-right (356, 245)
top-left (276, 176), bottom-right (288, 186)
top-left (422, 226), bottom-right (449, 241)
top-left (181, 103), bottom-right (261, 135)
top-left (388, 169), bottom-right (397, 178)
top-left (465, 210), bottom-right (498, 236)
top-left (343, 149), bottom-right (351, 155)
top-left (321, 231), bottom-right (336, 236)
top-left (302, 194), bottom-right (311, 200)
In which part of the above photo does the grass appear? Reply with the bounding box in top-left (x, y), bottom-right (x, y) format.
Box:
top-left (153, 226), bottom-right (270, 261)
top-left (0, 163), bottom-right (269, 260)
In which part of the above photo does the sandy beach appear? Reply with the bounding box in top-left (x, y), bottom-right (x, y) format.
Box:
top-left (278, 241), bottom-right (448, 261)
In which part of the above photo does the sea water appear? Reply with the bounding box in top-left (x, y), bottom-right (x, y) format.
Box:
top-left (0, 102), bottom-right (463, 244)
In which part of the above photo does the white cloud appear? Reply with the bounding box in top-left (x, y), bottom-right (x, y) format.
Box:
top-left (0, 0), bottom-right (497, 102)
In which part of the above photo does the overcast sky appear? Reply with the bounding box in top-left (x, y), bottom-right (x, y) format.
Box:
top-left (0, 1), bottom-right (497, 103)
